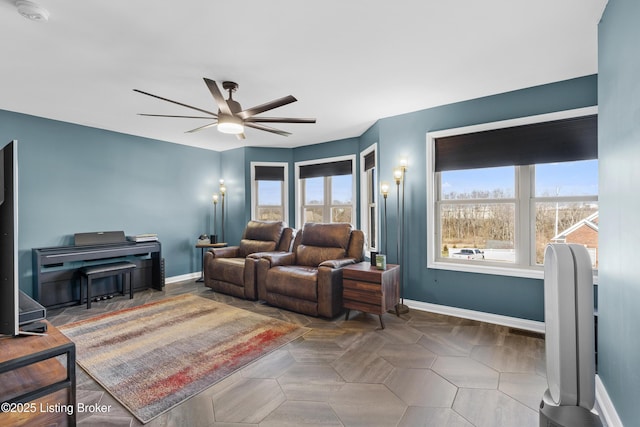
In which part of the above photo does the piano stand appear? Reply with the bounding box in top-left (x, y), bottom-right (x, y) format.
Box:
top-left (33, 240), bottom-right (162, 308)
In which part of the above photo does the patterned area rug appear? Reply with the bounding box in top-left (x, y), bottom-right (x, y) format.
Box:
top-left (59, 294), bottom-right (306, 423)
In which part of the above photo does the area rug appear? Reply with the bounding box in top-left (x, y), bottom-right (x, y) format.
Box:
top-left (59, 294), bottom-right (306, 423)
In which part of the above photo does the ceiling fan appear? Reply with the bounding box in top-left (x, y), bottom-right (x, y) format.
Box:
top-left (134, 78), bottom-right (316, 140)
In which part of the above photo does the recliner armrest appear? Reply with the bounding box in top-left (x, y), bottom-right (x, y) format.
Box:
top-left (253, 251), bottom-right (296, 267)
top-left (319, 258), bottom-right (357, 269)
top-left (209, 246), bottom-right (240, 258)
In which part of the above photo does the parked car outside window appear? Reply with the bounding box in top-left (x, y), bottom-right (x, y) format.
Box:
top-left (450, 248), bottom-right (485, 260)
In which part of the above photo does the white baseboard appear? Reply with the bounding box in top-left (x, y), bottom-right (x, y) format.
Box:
top-left (404, 299), bottom-right (546, 334)
top-left (596, 375), bottom-right (623, 427)
top-left (165, 272), bottom-right (200, 284)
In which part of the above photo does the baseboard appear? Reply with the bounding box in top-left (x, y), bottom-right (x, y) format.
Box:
top-left (165, 272), bottom-right (201, 284)
top-left (595, 375), bottom-right (623, 427)
top-left (404, 299), bottom-right (546, 334)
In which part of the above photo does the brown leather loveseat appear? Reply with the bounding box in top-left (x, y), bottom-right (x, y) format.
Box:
top-left (204, 220), bottom-right (294, 300)
top-left (254, 222), bottom-right (365, 318)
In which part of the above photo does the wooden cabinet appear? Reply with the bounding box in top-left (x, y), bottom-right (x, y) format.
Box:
top-left (342, 262), bottom-right (400, 329)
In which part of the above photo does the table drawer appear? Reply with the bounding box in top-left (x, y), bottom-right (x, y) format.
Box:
top-left (343, 279), bottom-right (381, 294)
top-left (344, 289), bottom-right (382, 305)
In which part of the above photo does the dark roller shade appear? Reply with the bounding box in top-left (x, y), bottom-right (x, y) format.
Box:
top-left (255, 165), bottom-right (285, 181)
top-left (299, 159), bottom-right (352, 179)
top-left (364, 151), bottom-right (375, 171)
top-left (435, 115), bottom-right (598, 172)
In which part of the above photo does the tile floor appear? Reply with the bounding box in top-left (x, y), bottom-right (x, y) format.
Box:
top-left (47, 279), bottom-right (548, 426)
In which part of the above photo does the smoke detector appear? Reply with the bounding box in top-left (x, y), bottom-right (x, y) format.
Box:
top-left (16, 0), bottom-right (50, 22)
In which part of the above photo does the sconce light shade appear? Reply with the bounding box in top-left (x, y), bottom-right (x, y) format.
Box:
top-left (393, 168), bottom-right (403, 183)
top-left (380, 182), bottom-right (390, 197)
top-left (212, 194), bottom-right (219, 204)
top-left (399, 157), bottom-right (408, 170)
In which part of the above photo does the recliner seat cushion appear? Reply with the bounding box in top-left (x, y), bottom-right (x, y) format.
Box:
top-left (265, 266), bottom-right (318, 301)
top-left (211, 258), bottom-right (246, 285)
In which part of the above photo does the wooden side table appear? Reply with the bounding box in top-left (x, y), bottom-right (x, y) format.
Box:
top-left (342, 262), bottom-right (400, 329)
top-left (195, 242), bottom-right (227, 282)
top-left (0, 320), bottom-right (76, 426)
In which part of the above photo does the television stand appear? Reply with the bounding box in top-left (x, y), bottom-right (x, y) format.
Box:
top-left (0, 320), bottom-right (76, 426)
top-left (20, 321), bottom-right (48, 334)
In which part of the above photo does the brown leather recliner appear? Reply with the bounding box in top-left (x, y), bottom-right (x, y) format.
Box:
top-left (254, 222), bottom-right (365, 318)
top-left (204, 220), bottom-right (294, 300)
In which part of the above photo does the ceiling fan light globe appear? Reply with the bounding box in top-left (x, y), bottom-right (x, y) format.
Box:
top-left (217, 115), bottom-right (244, 135)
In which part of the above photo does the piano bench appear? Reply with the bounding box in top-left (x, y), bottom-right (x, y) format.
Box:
top-left (80, 261), bottom-right (136, 309)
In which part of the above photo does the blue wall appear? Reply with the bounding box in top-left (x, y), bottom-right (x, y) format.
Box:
top-left (0, 110), bottom-right (220, 295)
top-left (218, 75), bottom-right (597, 322)
top-left (1, 74), bottom-right (597, 323)
top-left (373, 76), bottom-right (597, 321)
top-left (598, 0), bottom-right (640, 423)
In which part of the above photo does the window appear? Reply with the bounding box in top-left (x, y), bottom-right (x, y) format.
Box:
top-left (360, 145), bottom-right (378, 252)
top-left (296, 155), bottom-right (356, 226)
top-left (427, 107), bottom-right (598, 278)
top-left (438, 166), bottom-right (516, 262)
top-left (251, 162), bottom-right (288, 223)
top-left (533, 160), bottom-right (598, 267)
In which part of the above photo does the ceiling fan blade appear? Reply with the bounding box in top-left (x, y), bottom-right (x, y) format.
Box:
top-left (245, 116), bottom-right (316, 124)
top-left (203, 78), bottom-right (232, 116)
top-left (245, 122), bottom-right (292, 137)
top-left (237, 95), bottom-right (297, 120)
top-left (236, 133), bottom-right (246, 140)
top-left (139, 114), bottom-right (215, 119)
top-left (186, 122), bottom-right (218, 133)
top-left (133, 89), bottom-right (218, 117)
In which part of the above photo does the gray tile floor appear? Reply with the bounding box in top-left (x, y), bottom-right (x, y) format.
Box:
top-left (47, 280), bottom-right (547, 426)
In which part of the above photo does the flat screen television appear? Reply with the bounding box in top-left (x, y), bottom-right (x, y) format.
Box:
top-left (0, 140), bottom-right (46, 337)
top-left (0, 140), bottom-right (20, 336)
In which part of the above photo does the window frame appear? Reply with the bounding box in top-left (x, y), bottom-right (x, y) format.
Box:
top-left (360, 143), bottom-right (378, 254)
top-left (250, 161), bottom-right (289, 224)
top-left (426, 106), bottom-right (598, 280)
top-left (295, 154), bottom-right (357, 227)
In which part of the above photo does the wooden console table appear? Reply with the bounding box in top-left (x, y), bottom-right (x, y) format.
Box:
top-left (343, 262), bottom-right (400, 329)
top-left (0, 321), bottom-right (76, 426)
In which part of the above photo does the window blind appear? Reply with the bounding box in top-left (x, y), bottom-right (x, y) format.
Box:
top-left (254, 165), bottom-right (285, 181)
top-left (299, 159), bottom-right (352, 179)
top-left (364, 151), bottom-right (375, 171)
top-left (435, 115), bottom-right (597, 172)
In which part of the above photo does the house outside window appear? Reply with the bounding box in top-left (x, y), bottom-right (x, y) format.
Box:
top-left (296, 155), bottom-right (356, 226)
top-left (360, 145), bottom-right (378, 253)
top-left (251, 162), bottom-right (288, 223)
top-left (427, 107), bottom-right (598, 279)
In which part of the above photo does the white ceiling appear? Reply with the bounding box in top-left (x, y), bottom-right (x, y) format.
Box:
top-left (0, 0), bottom-right (607, 152)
